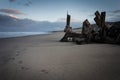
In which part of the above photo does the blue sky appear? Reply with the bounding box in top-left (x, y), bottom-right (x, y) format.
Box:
top-left (0, 0), bottom-right (120, 23)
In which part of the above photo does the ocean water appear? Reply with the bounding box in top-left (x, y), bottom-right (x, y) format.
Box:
top-left (0, 32), bottom-right (49, 38)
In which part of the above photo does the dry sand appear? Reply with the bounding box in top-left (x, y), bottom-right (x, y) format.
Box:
top-left (0, 32), bottom-right (120, 80)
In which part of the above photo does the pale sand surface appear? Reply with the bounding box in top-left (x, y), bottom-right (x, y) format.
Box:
top-left (0, 32), bottom-right (120, 80)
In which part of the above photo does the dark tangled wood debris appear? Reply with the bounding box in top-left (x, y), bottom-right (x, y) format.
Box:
top-left (60, 11), bottom-right (120, 45)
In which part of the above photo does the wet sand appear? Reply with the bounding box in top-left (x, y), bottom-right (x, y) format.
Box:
top-left (0, 32), bottom-right (120, 80)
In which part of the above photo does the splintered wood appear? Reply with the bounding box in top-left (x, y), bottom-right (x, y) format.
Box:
top-left (60, 11), bottom-right (120, 44)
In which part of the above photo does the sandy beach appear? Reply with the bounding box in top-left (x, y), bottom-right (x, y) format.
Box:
top-left (0, 32), bottom-right (120, 80)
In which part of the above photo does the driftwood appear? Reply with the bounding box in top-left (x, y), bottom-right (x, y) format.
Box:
top-left (60, 13), bottom-right (86, 43)
top-left (106, 22), bottom-right (120, 44)
top-left (94, 11), bottom-right (107, 41)
top-left (64, 13), bottom-right (72, 32)
top-left (60, 11), bottom-right (120, 44)
top-left (60, 13), bottom-right (96, 44)
top-left (94, 11), bottom-right (120, 44)
top-left (60, 32), bottom-right (84, 42)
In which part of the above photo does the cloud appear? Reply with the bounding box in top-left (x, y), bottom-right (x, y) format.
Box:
top-left (111, 10), bottom-right (120, 14)
top-left (107, 14), bottom-right (120, 22)
top-left (7, 14), bottom-right (18, 18)
top-left (57, 18), bottom-right (65, 22)
top-left (24, 2), bottom-right (31, 6)
top-left (9, 0), bottom-right (15, 2)
top-left (21, 0), bottom-right (32, 6)
top-left (0, 14), bottom-right (81, 32)
top-left (106, 10), bottom-right (120, 22)
top-left (0, 8), bottom-right (25, 15)
top-left (8, 0), bottom-right (32, 6)
top-left (88, 13), bottom-right (95, 19)
top-left (57, 17), bottom-right (81, 22)
top-left (88, 14), bottom-right (94, 17)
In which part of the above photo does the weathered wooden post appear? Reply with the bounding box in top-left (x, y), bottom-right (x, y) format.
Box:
top-left (94, 11), bottom-right (101, 27)
top-left (82, 19), bottom-right (94, 43)
top-left (64, 12), bottom-right (72, 32)
top-left (101, 12), bottom-right (106, 39)
top-left (61, 13), bottom-right (82, 42)
top-left (82, 19), bottom-right (91, 35)
top-left (94, 11), bottom-right (106, 41)
top-left (66, 13), bottom-right (70, 27)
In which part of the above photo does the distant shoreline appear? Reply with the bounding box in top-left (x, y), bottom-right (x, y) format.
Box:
top-left (0, 32), bottom-right (51, 39)
top-left (0, 28), bottom-right (82, 39)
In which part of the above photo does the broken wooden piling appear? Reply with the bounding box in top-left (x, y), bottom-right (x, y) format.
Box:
top-left (60, 10), bottom-right (120, 44)
top-left (64, 12), bottom-right (72, 32)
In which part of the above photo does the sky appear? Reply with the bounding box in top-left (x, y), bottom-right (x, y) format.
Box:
top-left (0, 0), bottom-right (120, 23)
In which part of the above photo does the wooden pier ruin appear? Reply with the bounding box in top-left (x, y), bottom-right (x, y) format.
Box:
top-left (60, 11), bottom-right (120, 44)
top-left (64, 13), bottom-right (72, 32)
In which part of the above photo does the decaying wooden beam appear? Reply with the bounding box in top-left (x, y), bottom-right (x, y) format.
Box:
top-left (61, 13), bottom-right (84, 42)
top-left (60, 32), bottom-right (83, 42)
top-left (61, 19), bottom-right (92, 44)
top-left (64, 13), bottom-right (72, 32)
top-left (101, 12), bottom-right (106, 28)
top-left (66, 14), bottom-right (70, 26)
top-left (101, 12), bottom-right (106, 40)
top-left (94, 11), bottom-right (101, 27)
top-left (82, 19), bottom-right (92, 35)
top-left (61, 10), bottom-right (120, 45)
top-left (94, 11), bottom-right (107, 41)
